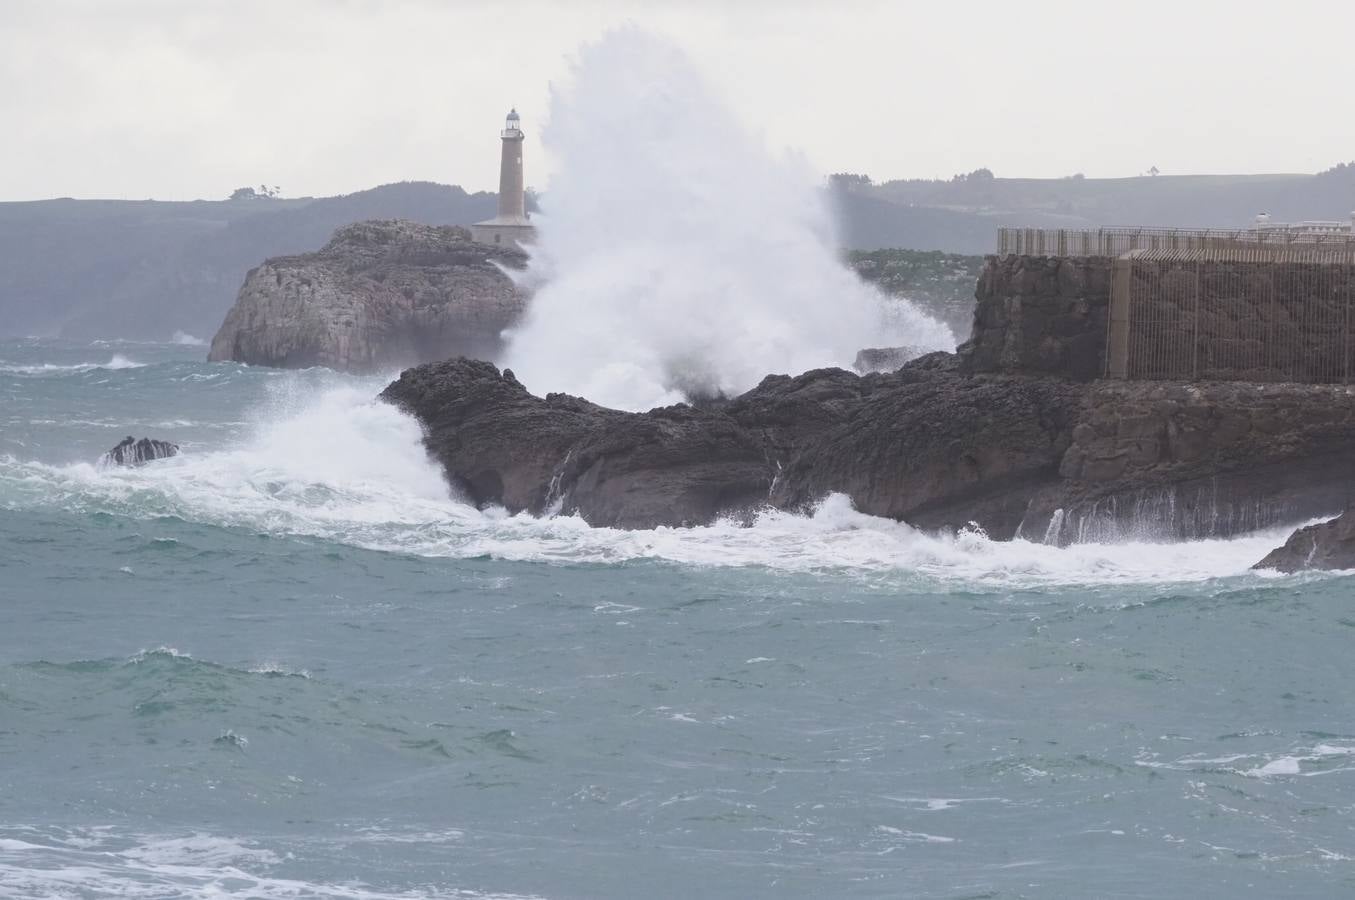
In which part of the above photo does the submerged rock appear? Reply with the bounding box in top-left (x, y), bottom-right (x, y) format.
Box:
top-left (1254, 508), bottom-right (1355, 572)
top-left (208, 220), bottom-right (526, 373)
top-left (100, 436), bottom-right (179, 467)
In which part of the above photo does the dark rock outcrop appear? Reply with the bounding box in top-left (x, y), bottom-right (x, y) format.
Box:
top-left (1029, 381), bottom-right (1355, 542)
top-left (958, 254), bottom-right (1112, 381)
top-left (380, 360), bottom-right (771, 528)
top-left (1254, 508), bottom-right (1355, 572)
top-left (208, 220), bottom-right (526, 373)
top-left (100, 436), bottom-right (179, 467)
top-left (381, 353), bottom-right (1355, 537)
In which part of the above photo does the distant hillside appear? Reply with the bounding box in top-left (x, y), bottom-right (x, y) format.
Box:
top-left (848, 164), bottom-right (1355, 238)
top-left (4, 168), bottom-right (1355, 341)
top-left (0, 182), bottom-right (497, 340)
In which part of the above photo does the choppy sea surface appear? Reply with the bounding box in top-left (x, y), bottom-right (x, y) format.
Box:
top-left (2, 337), bottom-right (1354, 898)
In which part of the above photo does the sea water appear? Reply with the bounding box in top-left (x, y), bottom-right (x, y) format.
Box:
top-left (2, 338), bottom-right (1354, 898)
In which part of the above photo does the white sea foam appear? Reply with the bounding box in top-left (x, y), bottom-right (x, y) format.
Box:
top-left (171, 330), bottom-right (208, 346)
top-left (500, 29), bottom-right (953, 411)
top-left (1138, 741), bottom-right (1355, 779)
top-left (249, 662), bottom-right (312, 679)
top-left (1248, 757), bottom-right (1302, 777)
top-left (128, 646), bottom-right (193, 663)
top-left (0, 354), bottom-right (144, 375)
top-left (0, 828), bottom-right (541, 900)
top-left (875, 826), bottom-right (957, 843)
top-left (0, 378), bottom-right (1326, 588)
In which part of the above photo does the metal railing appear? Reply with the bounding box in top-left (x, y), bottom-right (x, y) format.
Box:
top-left (998, 226), bottom-right (1355, 258)
top-left (1105, 248), bottom-right (1355, 384)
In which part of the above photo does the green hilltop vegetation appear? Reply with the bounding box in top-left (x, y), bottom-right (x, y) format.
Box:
top-left (848, 248), bottom-right (984, 339)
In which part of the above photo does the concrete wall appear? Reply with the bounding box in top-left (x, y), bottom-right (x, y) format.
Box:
top-left (958, 255), bottom-right (1113, 381)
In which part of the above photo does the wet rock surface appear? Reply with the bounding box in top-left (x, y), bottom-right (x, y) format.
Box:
top-left (1254, 507), bottom-right (1355, 572)
top-left (380, 359), bottom-right (771, 529)
top-left (100, 436), bottom-right (179, 467)
top-left (381, 353), bottom-right (1355, 536)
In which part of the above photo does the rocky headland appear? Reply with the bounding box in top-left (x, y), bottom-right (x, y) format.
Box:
top-left (377, 252), bottom-right (1355, 568)
top-left (381, 353), bottom-right (1355, 541)
top-left (208, 220), bottom-right (526, 373)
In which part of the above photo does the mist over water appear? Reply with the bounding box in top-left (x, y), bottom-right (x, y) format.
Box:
top-left (502, 29), bottom-right (953, 410)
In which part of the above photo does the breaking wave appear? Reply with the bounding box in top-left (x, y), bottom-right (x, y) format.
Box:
top-left (0, 826), bottom-right (541, 900)
top-left (0, 382), bottom-right (1305, 588)
top-left (0, 354), bottom-right (144, 375)
top-left (501, 29), bottom-right (953, 410)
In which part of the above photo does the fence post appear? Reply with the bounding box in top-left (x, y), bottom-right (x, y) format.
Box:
top-left (1107, 256), bottom-right (1133, 378)
top-left (1192, 258), bottom-right (1201, 379)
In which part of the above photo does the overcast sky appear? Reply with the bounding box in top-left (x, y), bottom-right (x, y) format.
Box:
top-left (5, 0), bottom-right (1354, 202)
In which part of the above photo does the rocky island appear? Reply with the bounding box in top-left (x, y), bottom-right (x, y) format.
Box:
top-left (208, 219), bottom-right (526, 373)
top-left (380, 254), bottom-right (1355, 562)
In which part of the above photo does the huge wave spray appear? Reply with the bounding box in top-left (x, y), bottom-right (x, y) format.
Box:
top-left (501, 29), bottom-right (953, 411)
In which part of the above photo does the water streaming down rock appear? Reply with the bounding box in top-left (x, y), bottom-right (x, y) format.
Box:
top-left (99, 436), bottom-right (179, 467)
top-left (499, 28), bottom-right (953, 411)
top-left (1029, 478), bottom-right (1347, 547)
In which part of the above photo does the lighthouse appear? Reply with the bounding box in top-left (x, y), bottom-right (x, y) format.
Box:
top-left (472, 108), bottom-right (536, 247)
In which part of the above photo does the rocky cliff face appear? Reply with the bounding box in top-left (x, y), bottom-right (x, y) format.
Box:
top-left (958, 255), bottom-right (1112, 381)
top-left (1036, 381), bottom-right (1355, 542)
top-left (208, 220), bottom-right (526, 373)
top-left (380, 353), bottom-right (1355, 539)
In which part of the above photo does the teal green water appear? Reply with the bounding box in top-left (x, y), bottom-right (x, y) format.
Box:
top-left (2, 338), bottom-right (1354, 898)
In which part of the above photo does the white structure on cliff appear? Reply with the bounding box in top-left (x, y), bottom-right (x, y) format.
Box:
top-left (471, 109), bottom-right (536, 247)
top-left (1251, 211), bottom-right (1355, 239)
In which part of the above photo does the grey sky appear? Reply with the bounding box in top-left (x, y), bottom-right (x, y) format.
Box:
top-left (5, 0), bottom-right (1354, 201)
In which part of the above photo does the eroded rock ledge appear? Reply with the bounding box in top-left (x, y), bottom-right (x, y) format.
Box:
top-left (208, 220), bottom-right (526, 373)
top-left (380, 354), bottom-right (1355, 538)
top-left (1255, 506), bottom-right (1355, 572)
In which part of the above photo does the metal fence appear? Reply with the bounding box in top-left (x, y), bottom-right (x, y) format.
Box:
top-left (999, 226), bottom-right (1355, 258)
top-left (1106, 248), bottom-right (1355, 383)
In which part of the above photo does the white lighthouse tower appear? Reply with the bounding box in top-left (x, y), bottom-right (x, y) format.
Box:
top-left (472, 108), bottom-right (536, 247)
